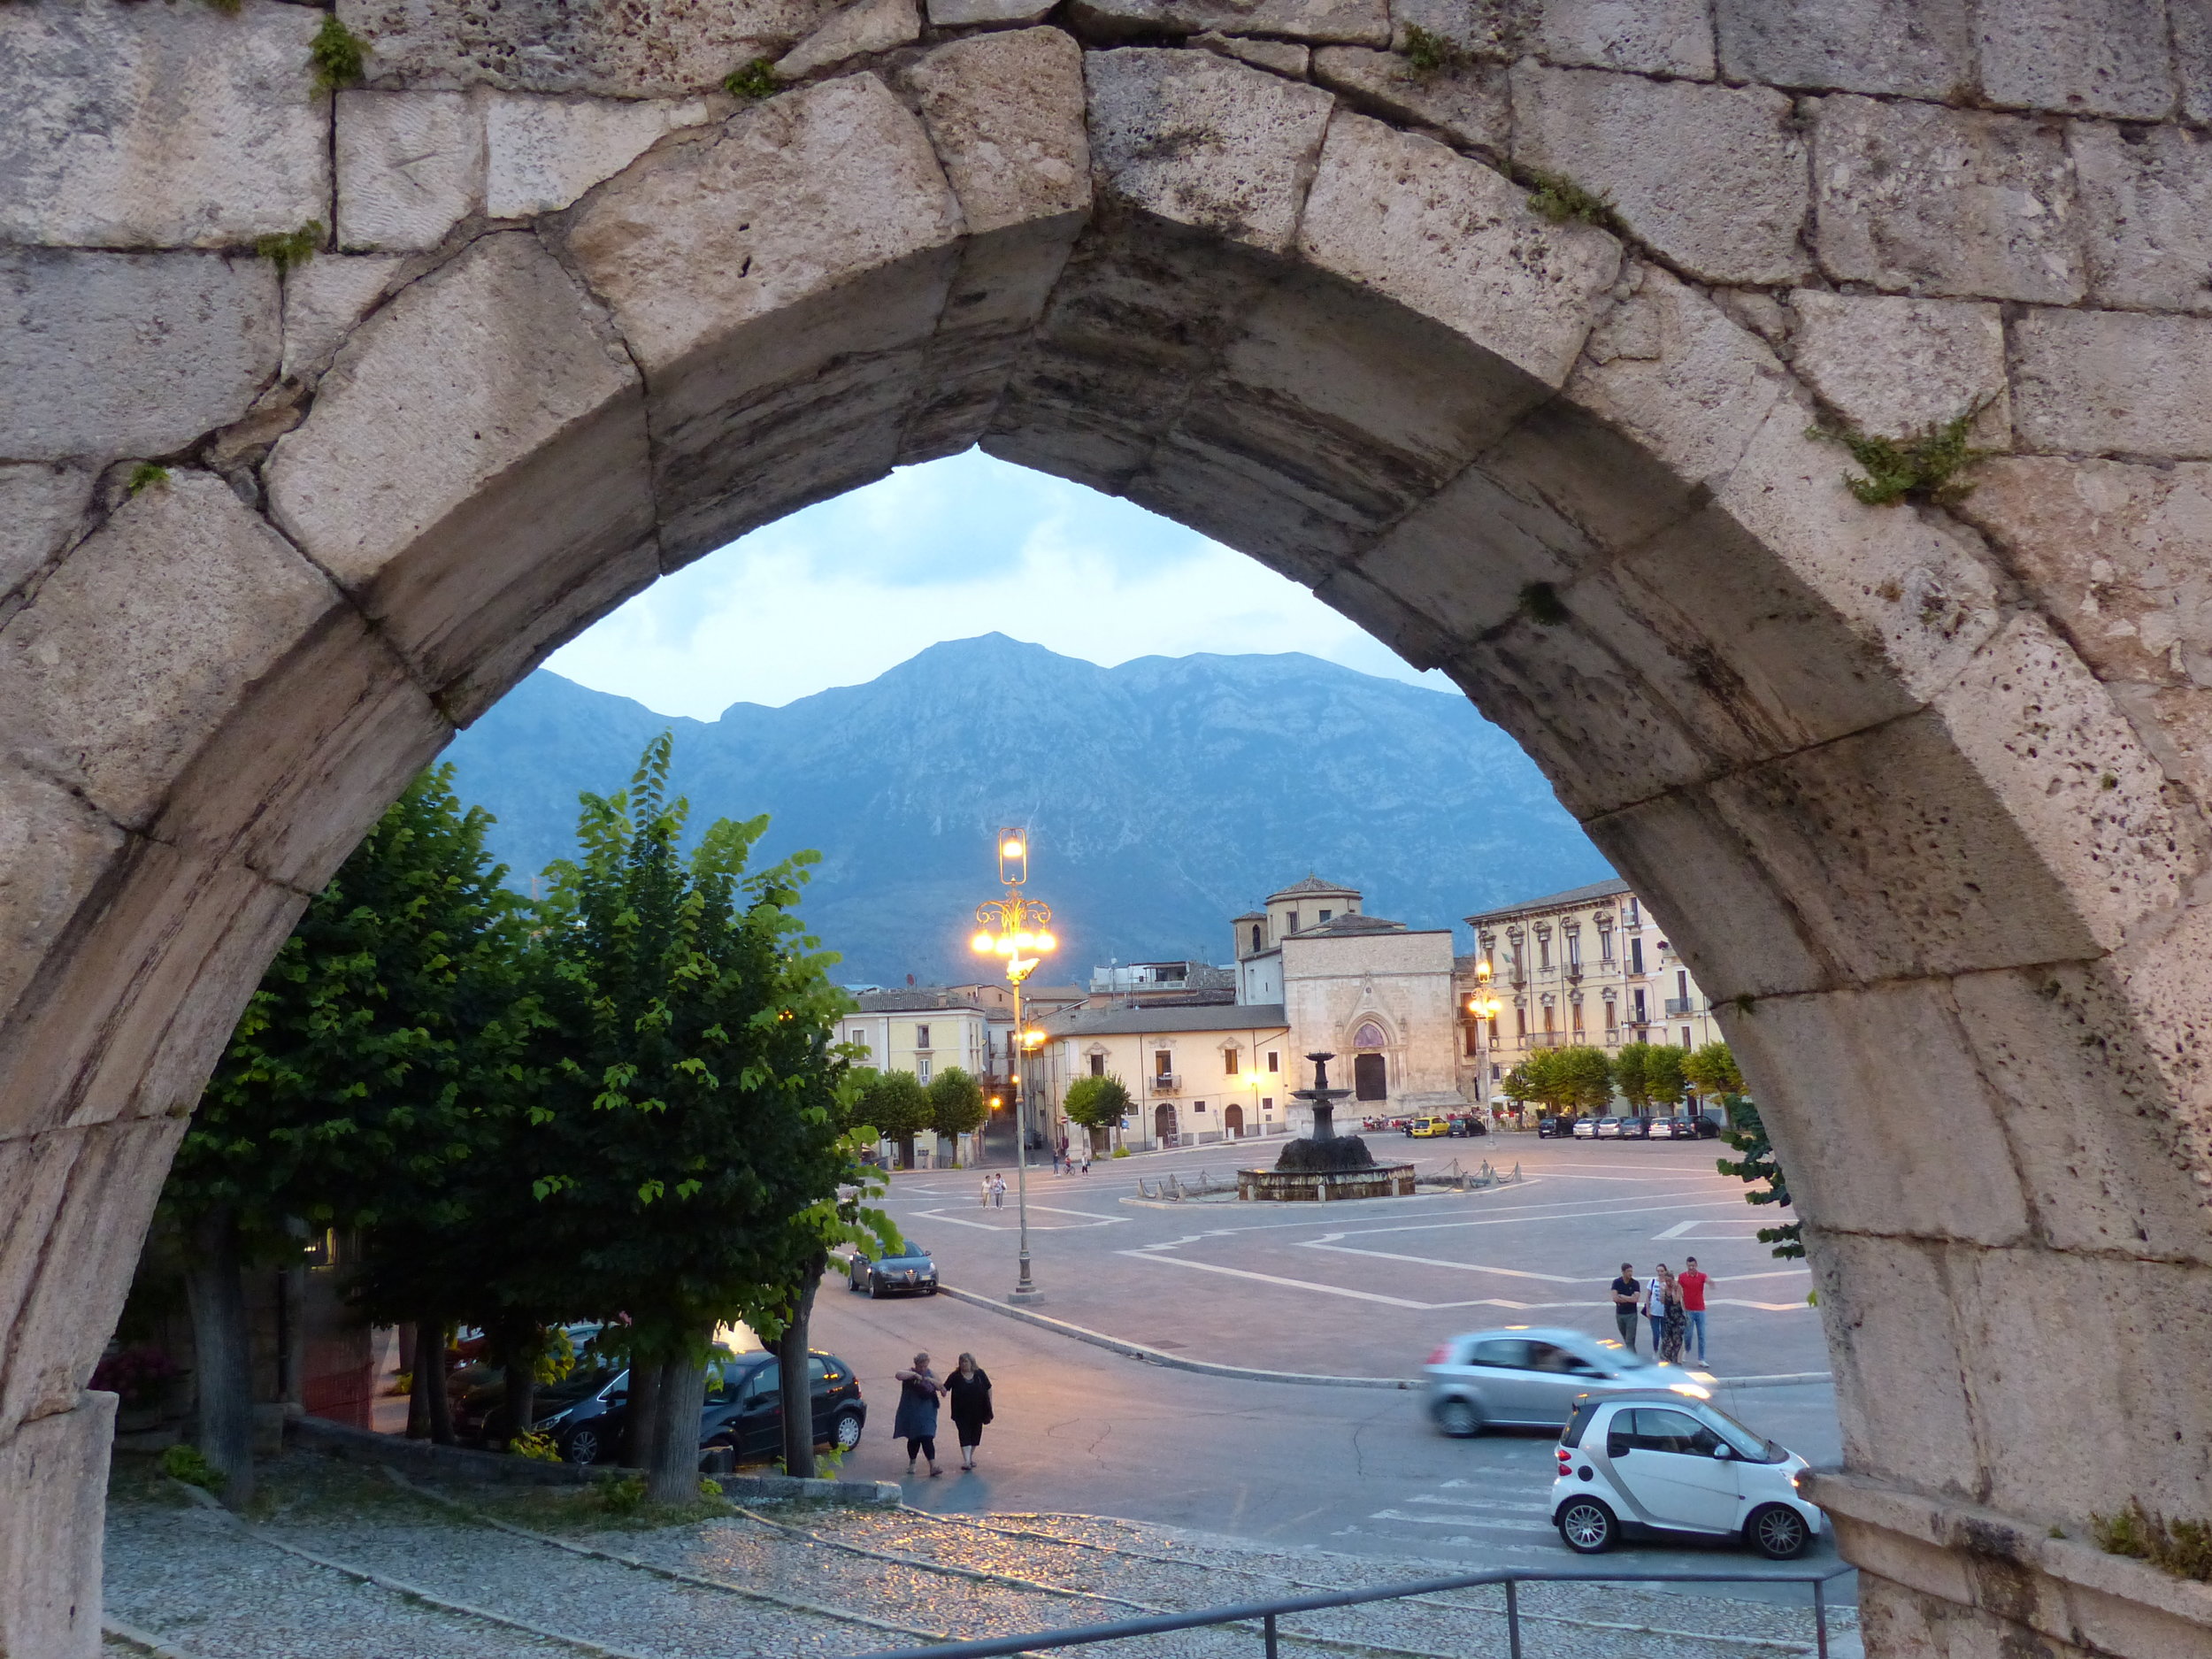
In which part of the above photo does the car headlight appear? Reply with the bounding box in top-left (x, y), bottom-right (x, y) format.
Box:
top-left (533, 1409), bottom-right (572, 1429)
top-left (1667, 1382), bottom-right (1712, 1400)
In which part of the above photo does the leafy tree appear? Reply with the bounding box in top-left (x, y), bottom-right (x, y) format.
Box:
top-left (1616, 1041), bottom-right (1686, 1111)
top-left (927, 1065), bottom-right (987, 1150)
top-left (851, 1069), bottom-right (932, 1169)
top-left (164, 766), bottom-right (529, 1500)
top-left (1062, 1074), bottom-right (1132, 1147)
top-left (1500, 1049), bottom-right (1561, 1115)
top-left (1555, 1046), bottom-right (1615, 1114)
top-left (1684, 1041), bottom-right (1743, 1102)
top-left (1717, 1098), bottom-right (1801, 1260)
top-left (522, 735), bottom-right (862, 1502)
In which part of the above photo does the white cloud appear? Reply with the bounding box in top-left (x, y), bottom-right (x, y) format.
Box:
top-left (544, 449), bottom-right (1447, 718)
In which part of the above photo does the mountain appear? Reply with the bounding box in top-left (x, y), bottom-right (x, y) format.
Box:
top-left (439, 635), bottom-right (1612, 986)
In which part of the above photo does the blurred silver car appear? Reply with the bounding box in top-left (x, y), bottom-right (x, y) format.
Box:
top-left (1424, 1325), bottom-right (1715, 1436)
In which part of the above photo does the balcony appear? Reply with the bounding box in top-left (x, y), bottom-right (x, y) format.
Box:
top-left (1528, 1031), bottom-right (1564, 1048)
top-left (1564, 964), bottom-right (1583, 982)
top-left (1664, 998), bottom-right (1699, 1017)
top-left (1149, 1073), bottom-right (1182, 1094)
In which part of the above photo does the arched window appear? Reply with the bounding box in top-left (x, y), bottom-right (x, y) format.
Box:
top-left (1250, 923), bottom-right (1263, 952)
top-left (1353, 1020), bottom-right (1387, 1050)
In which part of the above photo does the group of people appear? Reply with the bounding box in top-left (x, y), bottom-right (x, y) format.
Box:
top-left (979, 1172), bottom-right (1007, 1208)
top-left (1050, 1137), bottom-right (1092, 1175)
top-left (890, 1350), bottom-right (993, 1477)
top-left (1609, 1257), bottom-right (1709, 1365)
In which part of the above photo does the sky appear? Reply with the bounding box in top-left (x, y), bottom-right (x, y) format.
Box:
top-left (545, 449), bottom-right (1450, 719)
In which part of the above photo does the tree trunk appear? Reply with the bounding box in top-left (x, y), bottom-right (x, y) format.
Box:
top-left (411, 1319), bottom-right (453, 1444)
top-left (183, 1208), bottom-right (255, 1507)
top-left (625, 1357), bottom-right (662, 1470)
top-left (645, 1353), bottom-right (707, 1505)
top-left (494, 1323), bottom-right (539, 1451)
top-left (778, 1254), bottom-right (827, 1478)
top-left (895, 1132), bottom-right (916, 1171)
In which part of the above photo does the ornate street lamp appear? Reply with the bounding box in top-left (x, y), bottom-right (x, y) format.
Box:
top-left (1466, 957), bottom-right (1502, 1118)
top-left (969, 828), bottom-right (1056, 1299)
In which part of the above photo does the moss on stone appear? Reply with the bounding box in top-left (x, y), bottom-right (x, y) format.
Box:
top-left (255, 220), bottom-right (324, 274)
top-left (1525, 170), bottom-right (1615, 229)
top-left (126, 463), bottom-right (171, 497)
top-left (1397, 24), bottom-right (1469, 74)
top-left (722, 58), bottom-right (781, 100)
top-left (1810, 403), bottom-right (1994, 507)
top-left (1518, 581), bottom-right (1569, 626)
top-left (2093, 1500), bottom-right (2212, 1582)
top-left (310, 14), bottom-right (367, 91)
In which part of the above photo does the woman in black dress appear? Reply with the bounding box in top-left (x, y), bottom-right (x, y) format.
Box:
top-left (944, 1351), bottom-right (994, 1471)
top-left (892, 1352), bottom-right (943, 1478)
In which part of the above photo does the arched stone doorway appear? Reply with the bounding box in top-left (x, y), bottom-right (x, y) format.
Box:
top-left (5, 6), bottom-right (2212, 1654)
top-left (1153, 1103), bottom-right (1177, 1148)
top-left (1224, 1102), bottom-right (1244, 1138)
top-left (1352, 1053), bottom-right (1388, 1102)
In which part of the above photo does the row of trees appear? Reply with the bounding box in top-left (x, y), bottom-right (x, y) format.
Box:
top-left (1500, 1040), bottom-right (1743, 1116)
top-left (849, 1066), bottom-right (987, 1169)
top-left (162, 739), bottom-right (891, 1506)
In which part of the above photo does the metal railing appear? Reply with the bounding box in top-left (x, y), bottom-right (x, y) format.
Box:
top-left (1664, 998), bottom-right (1699, 1016)
top-left (848, 1562), bottom-right (1852, 1659)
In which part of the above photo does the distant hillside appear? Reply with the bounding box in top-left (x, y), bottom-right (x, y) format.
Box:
top-left (440, 635), bottom-right (1613, 985)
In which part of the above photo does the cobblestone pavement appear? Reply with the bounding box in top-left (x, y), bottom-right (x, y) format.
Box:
top-left (104, 1455), bottom-right (1855, 1659)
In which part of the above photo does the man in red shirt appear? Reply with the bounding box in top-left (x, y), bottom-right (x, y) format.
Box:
top-left (1678, 1256), bottom-right (1709, 1364)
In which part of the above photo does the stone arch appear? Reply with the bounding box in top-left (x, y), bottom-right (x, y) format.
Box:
top-left (5, 4), bottom-right (2212, 1655)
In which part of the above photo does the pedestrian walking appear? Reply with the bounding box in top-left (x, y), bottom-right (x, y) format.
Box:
top-left (1678, 1256), bottom-right (1710, 1363)
top-left (1643, 1264), bottom-right (1671, 1355)
top-left (892, 1352), bottom-right (944, 1478)
top-left (1658, 1268), bottom-right (1688, 1364)
top-left (1056, 1136), bottom-right (1070, 1175)
top-left (1609, 1263), bottom-right (1641, 1351)
top-left (979, 1175), bottom-right (991, 1209)
top-left (989, 1172), bottom-right (1007, 1209)
top-left (945, 1351), bottom-right (994, 1471)
top-left (1079, 1144), bottom-right (1092, 1175)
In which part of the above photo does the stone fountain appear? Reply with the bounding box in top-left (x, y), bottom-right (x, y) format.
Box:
top-left (1237, 1053), bottom-right (1417, 1201)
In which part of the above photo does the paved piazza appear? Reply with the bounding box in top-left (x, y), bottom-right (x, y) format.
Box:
top-left (814, 1136), bottom-right (1845, 1598)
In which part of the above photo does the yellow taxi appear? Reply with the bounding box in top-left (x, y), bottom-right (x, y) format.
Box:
top-left (1409, 1116), bottom-right (1455, 1138)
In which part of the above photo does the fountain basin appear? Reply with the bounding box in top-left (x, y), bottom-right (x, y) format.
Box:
top-left (1236, 1164), bottom-right (1416, 1202)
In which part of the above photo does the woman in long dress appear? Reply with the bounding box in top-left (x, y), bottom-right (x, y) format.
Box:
top-left (892, 1352), bottom-right (943, 1478)
top-left (1658, 1268), bottom-right (1689, 1364)
top-left (944, 1351), bottom-right (994, 1471)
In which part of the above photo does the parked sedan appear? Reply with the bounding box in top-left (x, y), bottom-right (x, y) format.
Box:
top-left (848, 1240), bottom-right (938, 1297)
top-left (1536, 1115), bottom-right (1575, 1139)
top-left (1425, 1326), bottom-right (1713, 1436)
top-left (1592, 1117), bottom-right (1624, 1139)
top-left (526, 1349), bottom-right (867, 1467)
top-left (1448, 1116), bottom-right (1489, 1138)
top-left (1571, 1117), bottom-right (1600, 1140)
top-left (1551, 1391), bottom-right (1822, 1558)
top-left (1615, 1115), bottom-right (1654, 1140)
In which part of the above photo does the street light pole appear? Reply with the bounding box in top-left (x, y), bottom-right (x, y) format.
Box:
top-left (971, 828), bottom-right (1055, 1302)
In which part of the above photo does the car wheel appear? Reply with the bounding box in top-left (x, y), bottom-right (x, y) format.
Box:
top-left (564, 1426), bottom-right (603, 1465)
top-left (1557, 1497), bottom-right (1617, 1554)
top-left (831, 1409), bottom-right (864, 1452)
top-left (868, 1276), bottom-right (883, 1299)
top-left (1434, 1397), bottom-right (1483, 1439)
top-left (1747, 1503), bottom-right (1810, 1560)
top-left (925, 1285), bottom-right (939, 1295)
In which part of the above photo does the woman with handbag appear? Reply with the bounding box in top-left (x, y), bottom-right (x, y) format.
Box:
top-left (944, 1351), bottom-right (994, 1471)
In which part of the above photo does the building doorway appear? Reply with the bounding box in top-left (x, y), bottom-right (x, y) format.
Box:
top-left (1224, 1102), bottom-right (1244, 1137)
top-left (1154, 1102), bottom-right (1177, 1147)
top-left (1353, 1053), bottom-right (1387, 1101)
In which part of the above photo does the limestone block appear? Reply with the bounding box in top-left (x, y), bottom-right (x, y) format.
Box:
top-left (266, 234), bottom-right (654, 709)
top-left (776, 0), bottom-right (919, 78)
top-left (1804, 1233), bottom-right (1985, 1496)
top-left (1709, 710), bottom-right (2108, 980)
top-left (1939, 613), bottom-right (2198, 952)
top-left (1196, 33), bottom-right (1311, 76)
top-left (1581, 788), bottom-right (1837, 996)
top-left (2179, 0), bottom-right (2212, 125)
top-left (484, 94), bottom-right (714, 219)
top-left (337, 92), bottom-right (485, 251)
top-left (1975, 0), bottom-right (2175, 119)
top-left (1700, 397), bottom-right (2008, 709)
top-left (280, 255), bottom-right (406, 380)
top-left (0, 0), bottom-right (327, 250)
top-left (1387, 0), bottom-right (1517, 56)
top-left (2070, 122), bottom-right (2212, 315)
top-left (0, 770), bottom-right (130, 1048)
top-left (1071, 0), bottom-right (1391, 44)
top-left (2101, 896), bottom-right (2212, 1192)
top-left (1713, 0), bottom-right (1972, 98)
top-left (0, 465), bottom-right (92, 611)
top-left (338, 0), bottom-right (845, 95)
top-left (1085, 50), bottom-right (1336, 255)
top-left (0, 472), bottom-right (352, 833)
top-left (930, 0), bottom-right (1056, 19)
top-left (905, 28), bottom-right (1089, 237)
top-left (1298, 111), bottom-right (1620, 388)
top-left (1959, 458), bottom-right (2212, 690)
top-left (1788, 292), bottom-right (2009, 444)
top-left (1729, 982), bottom-right (2033, 1245)
top-left (1525, 0), bottom-right (1714, 77)
top-left (1511, 65), bottom-right (1809, 286)
top-left (0, 1388), bottom-right (113, 1659)
top-left (1951, 962), bottom-right (2212, 1265)
top-left (1811, 96), bottom-right (2083, 303)
top-left (1564, 265), bottom-right (1789, 488)
top-left (2011, 308), bottom-right (2212, 459)
top-left (1310, 48), bottom-right (1508, 157)
top-left (559, 76), bottom-right (960, 564)
top-left (0, 252), bottom-right (278, 465)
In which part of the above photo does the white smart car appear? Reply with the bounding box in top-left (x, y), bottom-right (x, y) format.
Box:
top-left (1549, 1390), bottom-right (1824, 1558)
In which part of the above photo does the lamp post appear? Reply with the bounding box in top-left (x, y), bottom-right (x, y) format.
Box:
top-left (970, 828), bottom-right (1056, 1300)
top-left (1466, 956), bottom-right (1502, 1122)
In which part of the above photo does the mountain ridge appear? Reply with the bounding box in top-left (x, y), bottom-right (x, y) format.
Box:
top-left (440, 635), bottom-right (1613, 984)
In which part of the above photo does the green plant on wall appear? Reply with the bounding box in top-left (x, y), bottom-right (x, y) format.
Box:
top-left (1809, 404), bottom-right (1995, 507)
top-left (1396, 23), bottom-right (1470, 73)
top-left (1525, 171), bottom-right (1614, 229)
top-left (310, 14), bottom-right (367, 90)
top-left (2093, 1500), bottom-right (2212, 1582)
top-left (126, 463), bottom-right (171, 497)
top-left (722, 58), bottom-right (780, 99)
top-left (255, 221), bottom-right (324, 275)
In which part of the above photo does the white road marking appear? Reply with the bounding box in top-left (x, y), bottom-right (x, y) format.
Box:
top-left (1367, 1509), bottom-right (1555, 1533)
top-left (1117, 1248), bottom-right (1814, 1311)
top-left (914, 1204), bottom-right (1131, 1232)
top-left (1408, 1494), bottom-right (1554, 1514)
top-left (1655, 1217), bottom-right (1773, 1240)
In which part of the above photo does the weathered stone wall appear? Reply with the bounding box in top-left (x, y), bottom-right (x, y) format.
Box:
top-left (7, 1), bottom-right (2212, 1653)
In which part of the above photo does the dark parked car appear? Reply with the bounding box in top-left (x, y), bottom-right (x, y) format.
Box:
top-left (497, 1349), bottom-right (867, 1467)
top-left (1448, 1115), bottom-right (1489, 1137)
top-left (849, 1240), bottom-right (937, 1297)
top-left (1535, 1114), bottom-right (1576, 1139)
top-left (1651, 1111), bottom-right (1724, 1140)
